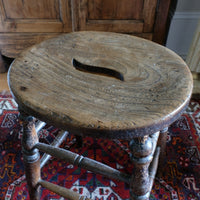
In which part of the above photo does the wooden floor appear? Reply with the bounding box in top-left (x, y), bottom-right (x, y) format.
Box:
top-left (1, 71), bottom-right (200, 95)
top-left (0, 72), bottom-right (9, 92)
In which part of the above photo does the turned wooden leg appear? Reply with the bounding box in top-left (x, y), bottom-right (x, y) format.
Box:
top-left (157, 127), bottom-right (168, 177)
top-left (129, 136), bottom-right (153, 200)
top-left (0, 52), bottom-right (14, 73)
top-left (0, 53), bottom-right (7, 73)
top-left (20, 112), bottom-right (41, 200)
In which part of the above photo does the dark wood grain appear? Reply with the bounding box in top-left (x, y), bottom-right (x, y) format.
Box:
top-left (153, 0), bottom-right (177, 44)
top-left (8, 31), bottom-right (193, 139)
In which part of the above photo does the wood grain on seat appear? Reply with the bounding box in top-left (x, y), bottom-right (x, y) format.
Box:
top-left (8, 32), bottom-right (193, 139)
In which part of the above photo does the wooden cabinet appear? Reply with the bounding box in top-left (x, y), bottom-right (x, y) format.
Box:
top-left (0, 0), bottom-right (175, 72)
top-left (0, 0), bottom-right (72, 57)
top-left (73, 0), bottom-right (157, 40)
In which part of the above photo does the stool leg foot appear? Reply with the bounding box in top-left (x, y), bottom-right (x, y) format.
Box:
top-left (129, 136), bottom-right (153, 200)
top-left (20, 112), bottom-right (41, 200)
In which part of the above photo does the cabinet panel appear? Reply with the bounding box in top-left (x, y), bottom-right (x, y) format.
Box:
top-left (73, 0), bottom-right (157, 34)
top-left (88, 0), bottom-right (143, 20)
top-left (3, 0), bottom-right (60, 19)
top-left (0, 0), bottom-right (72, 32)
top-left (0, 33), bottom-right (60, 57)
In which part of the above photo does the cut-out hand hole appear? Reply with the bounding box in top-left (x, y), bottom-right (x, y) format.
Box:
top-left (72, 58), bottom-right (124, 81)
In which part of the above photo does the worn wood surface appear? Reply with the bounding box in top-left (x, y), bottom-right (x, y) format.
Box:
top-left (40, 130), bottom-right (68, 168)
top-left (129, 135), bottom-right (153, 199)
top-left (36, 142), bottom-right (130, 183)
top-left (39, 180), bottom-right (92, 200)
top-left (157, 127), bottom-right (168, 177)
top-left (129, 132), bottom-right (160, 199)
top-left (8, 31), bottom-right (193, 139)
top-left (20, 113), bottom-right (41, 200)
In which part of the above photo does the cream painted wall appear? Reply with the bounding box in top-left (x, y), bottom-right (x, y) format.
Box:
top-left (166, 0), bottom-right (200, 59)
top-left (176, 0), bottom-right (200, 12)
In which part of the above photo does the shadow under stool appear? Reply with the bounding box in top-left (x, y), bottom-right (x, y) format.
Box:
top-left (7, 31), bottom-right (193, 200)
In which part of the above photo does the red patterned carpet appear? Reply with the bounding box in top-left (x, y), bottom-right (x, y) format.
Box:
top-left (0, 92), bottom-right (200, 200)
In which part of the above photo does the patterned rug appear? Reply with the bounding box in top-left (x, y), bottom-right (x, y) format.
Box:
top-left (0, 91), bottom-right (200, 200)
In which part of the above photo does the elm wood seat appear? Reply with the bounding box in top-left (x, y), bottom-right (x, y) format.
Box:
top-left (8, 31), bottom-right (193, 200)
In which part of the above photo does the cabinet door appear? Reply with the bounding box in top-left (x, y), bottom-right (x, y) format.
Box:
top-left (0, 0), bottom-right (72, 33)
top-left (72, 0), bottom-right (158, 40)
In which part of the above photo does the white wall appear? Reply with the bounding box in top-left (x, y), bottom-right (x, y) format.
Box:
top-left (166, 0), bottom-right (200, 59)
top-left (176, 0), bottom-right (200, 12)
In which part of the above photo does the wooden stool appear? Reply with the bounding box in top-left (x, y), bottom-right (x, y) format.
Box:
top-left (8, 32), bottom-right (193, 200)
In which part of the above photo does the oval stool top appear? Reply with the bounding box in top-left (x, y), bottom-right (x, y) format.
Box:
top-left (8, 31), bottom-right (193, 139)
